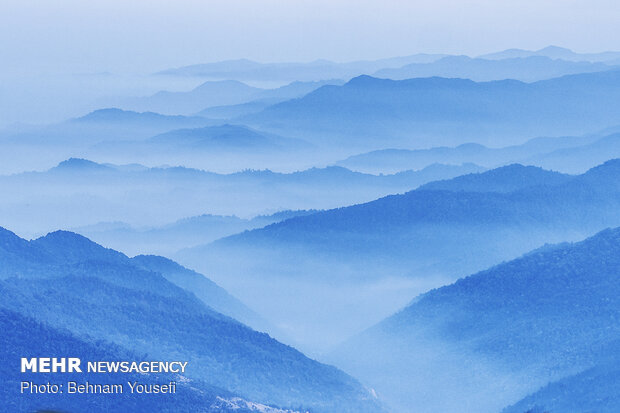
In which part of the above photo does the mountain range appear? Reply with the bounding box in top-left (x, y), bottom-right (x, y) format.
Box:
top-left (148, 124), bottom-right (311, 151)
top-left (526, 132), bottom-right (620, 173)
top-left (0, 158), bottom-right (483, 240)
top-left (5, 44), bottom-right (620, 413)
top-left (156, 47), bottom-right (620, 82)
top-left (374, 55), bottom-right (615, 82)
top-left (5, 67), bottom-right (620, 176)
top-left (120, 79), bottom-right (345, 115)
top-left (241, 70), bottom-right (620, 148)
top-left (120, 80), bottom-right (263, 114)
top-left (176, 160), bottom-right (620, 350)
top-left (156, 55), bottom-right (448, 82)
top-left (73, 210), bottom-right (319, 257)
top-left (196, 98), bottom-right (282, 120)
top-left (335, 130), bottom-right (619, 174)
top-left (0, 108), bottom-right (216, 146)
top-left (0, 107), bottom-right (222, 174)
top-left (479, 45), bottom-right (620, 63)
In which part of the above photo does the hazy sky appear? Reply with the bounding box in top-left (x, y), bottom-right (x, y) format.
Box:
top-left (1, 0), bottom-right (619, 75)
top-left (0, 0), bottom-right (618, 125)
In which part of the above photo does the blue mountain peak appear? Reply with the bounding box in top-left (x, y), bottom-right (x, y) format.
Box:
top-left (55, 158), bottom-right (108, 170)
top-left (37, 230), bottom-right (99, 246)
top-left (32, 230), bottom-right (128, 264)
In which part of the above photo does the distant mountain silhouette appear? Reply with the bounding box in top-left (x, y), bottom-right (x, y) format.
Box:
top-left (255, 79), bottom-right (346, 101)
top-left (156, 55), bottom-right (448, 82)
top-left (120, 79), bottom-right (346, 116)
top-left (0, 159), bottom-right (483, 242)
top-left (480, 45), bottom-right (620, 63)
top-left (53, 157), bottom-right (113, 171)
top-left (0, 108), bottom-right (216, 147)
top-left (75, 107), bottom-right (207, 124)
top-left (121, 80), bottom-right (264, 115)
top-left (195, 79), bottom-right (345, 119)
top-left (197, 98), bottom-right (282, 119)
top-left (329, 226), bottom-right (620, 413)
top-left (149, 124), bottom-right (311, 151)
top-left (375, 55), bottom-right (614, 82)
top-left (336, 130), bottom-right (617, 174)
top-left (527, 132), bottom-right (620, 173)
top-left (242, 70), bottom-right (620, 148)
top-left (74, 210), bottom-right (319, 257)
top-left (0, 228), bottom-right (383, 413)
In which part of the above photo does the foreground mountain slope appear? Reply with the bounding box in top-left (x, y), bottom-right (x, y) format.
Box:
top-left (0, 229), bottom-right (382, 412)
top-left (331, 227), bottom-right (620, 413)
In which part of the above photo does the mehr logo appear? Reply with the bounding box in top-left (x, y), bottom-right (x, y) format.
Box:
top-left (21, 358), bottom-right (82, 373)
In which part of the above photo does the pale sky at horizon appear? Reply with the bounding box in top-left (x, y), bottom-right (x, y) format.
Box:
top-left (1, 0), bottom-right (619, 76)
